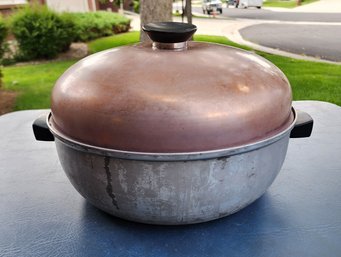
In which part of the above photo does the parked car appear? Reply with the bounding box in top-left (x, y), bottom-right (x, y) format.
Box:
top-left (227, 0), bottom-right (238, 7)
top-left (238, 0), bottom-right (263, 9)
top-left (202, 0), bottom-right (223, 14)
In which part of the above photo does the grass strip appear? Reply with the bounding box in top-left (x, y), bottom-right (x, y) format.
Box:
top-left (3, 32), bottom-right (340, 111)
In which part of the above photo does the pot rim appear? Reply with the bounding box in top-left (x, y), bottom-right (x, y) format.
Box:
top-left (47, 108), bottom-right (297, 161)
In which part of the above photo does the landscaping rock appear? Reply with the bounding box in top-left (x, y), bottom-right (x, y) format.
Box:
top-left (56, 42), bottom-right (89, 60)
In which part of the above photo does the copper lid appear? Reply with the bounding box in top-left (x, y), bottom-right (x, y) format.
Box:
top-left (51, 22), bottom-right (292, 153)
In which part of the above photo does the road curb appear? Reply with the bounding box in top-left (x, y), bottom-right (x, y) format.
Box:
top-left (226, 19), bottom-right (341, 64)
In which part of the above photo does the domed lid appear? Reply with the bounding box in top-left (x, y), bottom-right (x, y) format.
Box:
top-left (50, 22), bottom-right (293, 153)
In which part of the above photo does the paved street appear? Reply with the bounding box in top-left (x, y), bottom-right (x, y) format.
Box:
top-left (239, 23), bottom-right (341, 62)
top-left (189, 2), bottom-right (341, 63)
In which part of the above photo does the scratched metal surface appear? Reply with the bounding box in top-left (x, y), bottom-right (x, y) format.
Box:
top-left (54, 135), bottom-right (288, 225)
top-left (0, 101), bottom-right (341, 257)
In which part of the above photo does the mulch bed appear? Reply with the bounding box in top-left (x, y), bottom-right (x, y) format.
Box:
top-left (0, 89), bottom-right (17, 115)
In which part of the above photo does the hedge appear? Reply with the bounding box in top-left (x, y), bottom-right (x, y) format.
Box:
top-left (0, 16), bottom-right (7, 59)
top-left (10, 5), bottom-right (75, 60)
top-left (9, 5), bottom-right (130, 61)
top-left (68, 11), bottom-right (131, 42)
top-left (0, 16), bottom-right (7, 87)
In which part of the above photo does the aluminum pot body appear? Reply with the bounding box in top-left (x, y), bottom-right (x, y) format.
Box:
top-left (54, 134), bottom-right (290, 225)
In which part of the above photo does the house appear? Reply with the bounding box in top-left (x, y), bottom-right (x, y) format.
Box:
top-left (42, 0), bottom-right (97, 12)
top-left (40, 0), bottom-right (134, 13)
top-left (0, 0), bottom-right (27, 16)
top-left (0, 0), bottom-right (134, 15)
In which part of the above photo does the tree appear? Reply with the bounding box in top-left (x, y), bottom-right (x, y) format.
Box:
top-left (98, 0), bottom-right (175, 42)
top-left (140, 0), bottom-right (173, 42)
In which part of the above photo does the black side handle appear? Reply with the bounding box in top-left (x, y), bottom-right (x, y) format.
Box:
top-left (142, 22), bottom-right (197, 43)
top-left (33, 115), bottom-right (54, 141)
top-left (290, 110), bottom-right (313, 138)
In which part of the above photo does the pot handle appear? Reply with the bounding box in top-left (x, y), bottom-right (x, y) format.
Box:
top-left (290, 110), bottom-right (313, 138)
top-left (32, 114), bottom-right (54, 141)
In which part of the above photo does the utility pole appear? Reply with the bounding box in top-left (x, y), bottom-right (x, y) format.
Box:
top-left (185, 0), bottom-right (192, 24)
top-left (182, 0), bottom-right (184, 23)
top-left (120, 0), bottom-right (124, 14)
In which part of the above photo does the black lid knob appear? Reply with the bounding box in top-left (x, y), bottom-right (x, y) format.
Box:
top-left (142, 22), bottom-right (197, 43)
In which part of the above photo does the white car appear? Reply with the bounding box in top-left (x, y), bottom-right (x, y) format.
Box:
top-left (238, 0), bottom-right (263, 9)
top-left (202, 0), bottom-right (223, 14)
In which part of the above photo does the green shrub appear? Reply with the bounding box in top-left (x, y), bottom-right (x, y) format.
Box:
top-left (10, 5), bottom-right (76, 60)
top-left (69, 11), bottom-right (131, 42)
top-left (0, 16), bottom-right (7, 60)
top-left (0, 16), bottom-right (7, 87)
top-left (133, 0), bottom-right (140, 13)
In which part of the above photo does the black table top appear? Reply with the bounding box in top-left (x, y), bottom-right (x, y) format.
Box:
top-left (0, 101), bottom-right (341, 257)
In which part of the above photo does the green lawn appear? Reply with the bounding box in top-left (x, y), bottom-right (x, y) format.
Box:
top-left (88, 31), bottom-right (140, 53)
top-left (87, 33), bottom-right (253, 54)
top-left (193, 35), bottom-right (252, 51)
top-left (263, 0), bottom-right (319, 8)
top-left (2, 32), bottom-right (341, 111)
top-left (258, 53), bottom-right (341, 104)
top-left (3, 60), bottom-right (77, 110)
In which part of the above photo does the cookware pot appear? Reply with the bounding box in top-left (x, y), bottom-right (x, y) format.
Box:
top-left (33, 22), bottom-right (313, 225)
